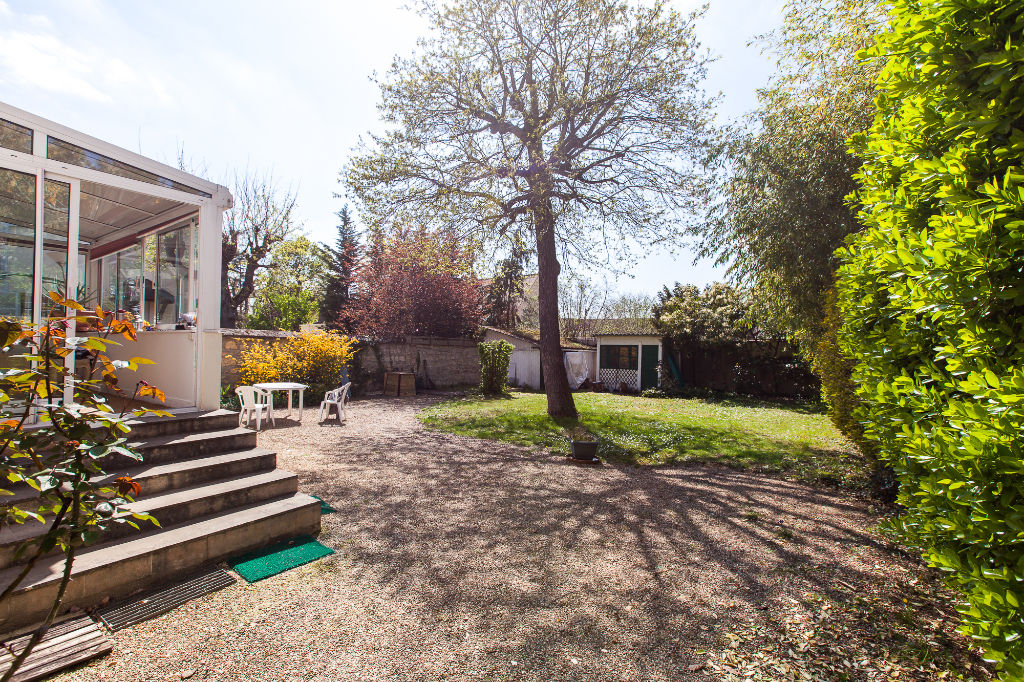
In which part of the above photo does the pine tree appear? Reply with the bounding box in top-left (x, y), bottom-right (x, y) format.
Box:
top-left (322, 205), bottom-right (360, 331)
top-left (484, 246), bottom-right (526, 331)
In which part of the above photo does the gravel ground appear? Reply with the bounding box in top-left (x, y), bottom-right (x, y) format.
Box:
top-left (51, 395), bottom-right (979, 681)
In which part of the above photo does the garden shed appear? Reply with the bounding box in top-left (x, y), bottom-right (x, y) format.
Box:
top-left (481, 327), bottom-right (595, 390)
top-left (594, 323), bottom-right (663, 392)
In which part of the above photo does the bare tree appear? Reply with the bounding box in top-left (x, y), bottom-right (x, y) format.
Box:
top-left (606, 292), bottom-right (655, 322)
top-left (558, 274), bottom-right (610, 340)
top-left (346, 0), bottom-right (715, 417)
top-left (221, 172), bottom-right (300, 328)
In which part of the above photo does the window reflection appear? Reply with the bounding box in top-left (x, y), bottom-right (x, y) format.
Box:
top-left (94, 221), bottom-right (195, 328)
top-left (599, 344), bottom-right (638, 370)
top-left (0, 168), bottom-right (36, 319)
top-left (0, 119), bottom-right (32, 155)
top-left (42, 179), bottom-right (70, 317)
top-left (47, 137), bottom-right (211, 198)
top-left (157, 227), bottom-right (191, 325)
top-left (98, 246), bottom-right (142, 318)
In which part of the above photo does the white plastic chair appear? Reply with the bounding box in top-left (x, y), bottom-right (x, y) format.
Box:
top-left (318, 382), bottom-right (351, 424)
top-left (236, 385), bottom-right (274, 431)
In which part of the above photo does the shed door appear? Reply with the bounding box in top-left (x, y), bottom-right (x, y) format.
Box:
top-left (641, 344), bottom-right (660, 390)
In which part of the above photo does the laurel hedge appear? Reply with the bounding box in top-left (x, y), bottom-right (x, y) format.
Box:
top-left (836, 0), bottom-right (1024, 675)
top-left (478, 339), bottom-right (514, 395)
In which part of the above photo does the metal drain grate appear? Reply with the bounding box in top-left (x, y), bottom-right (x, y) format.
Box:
top-left (98, 568), bottom-right (236, 631)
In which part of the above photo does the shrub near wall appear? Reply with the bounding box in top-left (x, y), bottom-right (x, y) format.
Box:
top-left (478, 339), bottom-right (513, 395)
top-left (837, 1), bottom-right (1024, 676)
top-left (239, 330), bottom-right (356, 405)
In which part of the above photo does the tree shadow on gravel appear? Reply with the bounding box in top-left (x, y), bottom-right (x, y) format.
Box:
top-left (269, 398), bottom-right (985, 681)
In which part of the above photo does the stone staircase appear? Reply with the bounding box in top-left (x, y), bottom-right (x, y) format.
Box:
top-left (0, 410), bottom-right (321, 633)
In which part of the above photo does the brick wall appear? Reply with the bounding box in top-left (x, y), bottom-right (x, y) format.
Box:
top-left (220, 330), bottom-right (480, 393)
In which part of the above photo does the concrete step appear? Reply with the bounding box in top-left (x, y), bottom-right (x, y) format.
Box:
top-left (106, 448), bottom-right (278, 497)
top-left (0, 493), bottom-right (322, 632)
top-left (0, 465), bottom-right (294, 571)
top-left (129, 469), bottom-right (299, 528)
top-left (105, 427), bottom-right (258, 468)
top-left (0, 448), bottom-right (277, 520)
top-left (111, 409), bottom-right (240, 440)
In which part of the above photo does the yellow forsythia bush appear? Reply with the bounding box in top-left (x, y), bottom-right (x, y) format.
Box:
top-left (238, 331), bottom-right (357, 405)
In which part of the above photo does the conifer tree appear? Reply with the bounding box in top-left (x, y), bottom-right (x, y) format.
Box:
top-left (322, 205), bottom-right (360, 331)
top-left (484, 246), bottom-right (527, 331)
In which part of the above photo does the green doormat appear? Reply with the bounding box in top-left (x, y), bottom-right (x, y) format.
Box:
top-left (228, 536), bottom-right (333, 583)
top-left (311, 495), bottom-right (336, 514)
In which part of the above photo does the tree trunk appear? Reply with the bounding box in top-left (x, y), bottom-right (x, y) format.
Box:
top-left (220, 268), bottom-right (237, 329)
top-left (221, 236), bottom-right (238, 328)
top-left (533, 200), bottom-right (577, 419)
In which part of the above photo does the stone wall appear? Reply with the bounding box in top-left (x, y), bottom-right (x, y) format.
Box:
top-left (220, 329), bottom-right (297, 388)
top-left (355, 336), bottom-right (480, 392)
top-left (220, 330), bottom-right (480, 393)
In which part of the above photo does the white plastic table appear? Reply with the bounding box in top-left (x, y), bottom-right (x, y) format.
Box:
top-left (253, 382), bottom-right (308, 422)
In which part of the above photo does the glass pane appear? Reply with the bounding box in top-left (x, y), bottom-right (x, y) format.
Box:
top-left (142, 234), bottom-right (157, 324)
top-left (0, 119), bottom-right (33, 154)
top-left (47, 137), bottom-right (211, 198)
top-left (191, 222), bottom-right (199, 313)
top-left (99, 253), bottom-right (117, 312)
top-left (77, 253), bottom-right (86, 302)
top-left (156, 227), bottom-right (190, 325)
top-left (42, 179), bottom-right (70, 317)
top-left (117, 245), bottom-right (142, 318)
top-left (0, 168), bottom-right (36, 319)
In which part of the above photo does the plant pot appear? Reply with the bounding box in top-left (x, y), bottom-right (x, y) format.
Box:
top-left (569, 440), bottom-right (599, 461)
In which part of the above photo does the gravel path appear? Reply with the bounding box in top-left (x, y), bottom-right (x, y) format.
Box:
top-left (52, 395), bottom-right (969, 681)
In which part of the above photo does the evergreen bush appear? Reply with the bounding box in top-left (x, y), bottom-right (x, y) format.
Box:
top-left (836, 0), bottom-right (1024, 674)
top-left (478, 340), bottom-right (514, 395)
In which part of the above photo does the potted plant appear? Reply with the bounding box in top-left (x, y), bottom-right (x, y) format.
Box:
top-left (567, 425), bottom-right (600, 463)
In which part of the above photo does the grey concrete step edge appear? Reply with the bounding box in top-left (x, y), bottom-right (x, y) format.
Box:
top-left (0, 467), bottom-right (298, 571)
top-left (104, 427), bottom-right (259, 468)
top-left (0, 448), bottom-right (278, 517)
top-left (102, 448), bottom-right (279, 497)
top-left (0, 492), bottom-right (322, 633)
top-left (117, 409), bottom-right (240, 440)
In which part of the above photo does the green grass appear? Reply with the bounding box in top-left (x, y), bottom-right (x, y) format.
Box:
top-left (419, 392), bottom-right (867, 487)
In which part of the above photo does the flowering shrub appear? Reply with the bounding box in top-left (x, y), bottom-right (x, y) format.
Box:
top-left (0, 293), bottom-right (164, 676)
top-left (238, 331), bottom-right (356, 404)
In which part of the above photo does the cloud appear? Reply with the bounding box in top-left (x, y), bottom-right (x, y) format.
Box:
top-left (0, 4), bottom-right (172, 105)
top-left (0, 31), bottom-right (111, 101)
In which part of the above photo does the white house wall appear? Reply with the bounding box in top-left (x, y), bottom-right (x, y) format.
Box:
top-left (509, 348), bottom-right (542, 389)
top-left (103, 331), bottom-right (198, 409)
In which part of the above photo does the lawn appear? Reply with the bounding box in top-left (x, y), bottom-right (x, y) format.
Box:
top-left (419, 392), bottom-right (868, 487)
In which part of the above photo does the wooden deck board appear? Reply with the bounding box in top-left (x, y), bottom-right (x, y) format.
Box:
top-left (0, 616), bottom-right (111, 682)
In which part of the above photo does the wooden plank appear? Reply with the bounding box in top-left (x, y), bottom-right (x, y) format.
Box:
top-left (0, 616), bottom-right (111, 682)
top-left (11, 633), bottom-right (107, 677)
top-left (0, 620), bottom-right (93, 663)
top-left (1, 625), bottom-right (104, 667)
top-left (12, 638), bottom-right (111, 682)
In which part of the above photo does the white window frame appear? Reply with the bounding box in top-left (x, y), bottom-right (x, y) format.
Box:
top-left (2, 99), bottom-right (231, 410)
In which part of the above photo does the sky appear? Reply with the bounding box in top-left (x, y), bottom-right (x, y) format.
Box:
top-left (0, 0), bottom-right (783, 296)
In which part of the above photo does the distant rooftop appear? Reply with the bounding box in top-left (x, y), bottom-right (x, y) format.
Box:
top-left (482, 326), bottom-right (594, 350)
top-left (582, 318), bottom-right (660, 336)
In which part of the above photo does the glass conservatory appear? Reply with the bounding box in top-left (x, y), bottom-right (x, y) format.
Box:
top-left (0, 101), bottom-right (232, 409)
